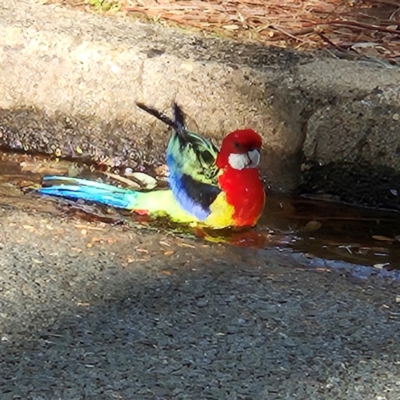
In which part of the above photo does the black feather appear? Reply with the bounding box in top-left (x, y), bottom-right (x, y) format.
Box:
top-left (181, 173), bottom-right (221, 211)
top-left (136, 102), bottom-right (177, 130)
top-left (172, 103), bottom-right (186, 134)
top-left (136, 102), bottom-right (187, 138)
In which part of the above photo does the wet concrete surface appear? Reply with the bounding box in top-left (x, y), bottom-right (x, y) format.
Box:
top-left (3, 149), bottom-right (400, 271)
top-left (1, 153), bottom-right (400, 399)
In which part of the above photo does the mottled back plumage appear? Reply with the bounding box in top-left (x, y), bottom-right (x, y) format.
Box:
top-left (137, 102), bottom-right (221, 220)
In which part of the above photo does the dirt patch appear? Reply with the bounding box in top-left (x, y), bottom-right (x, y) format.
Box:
top-left (45, 0), bottom-right (400, 63)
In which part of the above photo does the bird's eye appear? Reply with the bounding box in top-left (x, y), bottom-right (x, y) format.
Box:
top-left (234, 141), bottom-right (242, 149)
top-left (201, 150), bottom-right (214, 163)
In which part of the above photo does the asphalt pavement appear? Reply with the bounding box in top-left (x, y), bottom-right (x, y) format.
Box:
top-left (0, 205), bottom-right (399, 399)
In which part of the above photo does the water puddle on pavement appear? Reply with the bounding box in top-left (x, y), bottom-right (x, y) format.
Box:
top-left (1, 150), bottom-right (400, 272)
top-left (258, 195), bottom-right (400, 270)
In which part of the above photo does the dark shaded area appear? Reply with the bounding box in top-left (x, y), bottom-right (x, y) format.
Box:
top-left (299, 160), bottom-right (400, 211)
top-left (135, 34), bottom-right (307, 70)
top-left (0, 107), bottom-right (166, 172)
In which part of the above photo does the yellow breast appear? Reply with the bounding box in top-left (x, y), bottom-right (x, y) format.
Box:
top-left (204, 192), bottom-right (235, 229)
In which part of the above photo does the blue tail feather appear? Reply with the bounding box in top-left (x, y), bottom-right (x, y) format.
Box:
top-left (39, 176), bottom-right (138, 209)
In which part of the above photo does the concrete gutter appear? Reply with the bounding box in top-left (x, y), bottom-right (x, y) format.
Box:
top-left (1, 0), bottom-right (400, 208)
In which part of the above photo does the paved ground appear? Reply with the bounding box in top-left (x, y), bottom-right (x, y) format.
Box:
top-left (0, 202), bottom-right (400, 399)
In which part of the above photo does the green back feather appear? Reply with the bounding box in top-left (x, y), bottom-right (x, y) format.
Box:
top-left (167, 129), bottom-right (220, 185)
top-left (136, 102), bottom-right (220, 186)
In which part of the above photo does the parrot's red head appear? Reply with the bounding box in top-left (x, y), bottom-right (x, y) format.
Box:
top-left (216, 129), bottom-right (263, 170)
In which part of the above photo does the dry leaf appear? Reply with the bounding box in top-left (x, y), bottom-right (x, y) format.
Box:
top-left (372, 235), bottom-right (394, 242)
top-left (303, 220), bottom-right (322, 232)
top-left (373, 263), bottom-right (389, 269)
top-left (222, 24), bottom-right (240, 30)
top-left (129, 172), bottom-right (157, 189)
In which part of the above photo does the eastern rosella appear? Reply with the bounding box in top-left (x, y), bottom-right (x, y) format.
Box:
top-left (39, 103), bottom-right (266, 229)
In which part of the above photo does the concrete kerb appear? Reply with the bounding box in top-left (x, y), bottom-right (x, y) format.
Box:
top-left (1, 0), bottom-right (400, 206)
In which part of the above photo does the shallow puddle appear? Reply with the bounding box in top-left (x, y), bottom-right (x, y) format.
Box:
top-left (1, 150), bottom-right (400, 271)
top-left (259, 195), bottom-right (400, 270)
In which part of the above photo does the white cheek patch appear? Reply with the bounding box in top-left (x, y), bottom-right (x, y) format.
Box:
top-left (228, 153), bottom-right (249, 170)
top-left (248, 149), bottom-right (260, 168)
top-left (228, 150), bottom-right (261, 170)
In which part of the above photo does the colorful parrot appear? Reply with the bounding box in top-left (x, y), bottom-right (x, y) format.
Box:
top-left (39, 103), bottom-right (266, 229)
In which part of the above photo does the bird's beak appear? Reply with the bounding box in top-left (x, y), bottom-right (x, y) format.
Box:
top-left (247, 149), bottom-right (260, 168)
